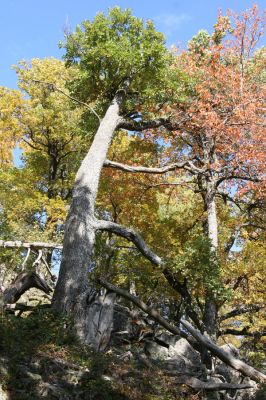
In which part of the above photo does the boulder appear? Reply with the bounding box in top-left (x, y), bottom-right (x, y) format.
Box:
top-left (215, 344), bottom-right (241, 384)
top-left (155, 332), bottom-right (180, 347)
top-left (169, 338), bottom-right (201, 366)
top-left (0, 385), bottom-right (8, 400)
top-left (144, 340), bottom-right (169, 360)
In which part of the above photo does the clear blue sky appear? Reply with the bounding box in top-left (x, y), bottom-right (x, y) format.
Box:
top-left (1, 0), bottom-right (265, 89)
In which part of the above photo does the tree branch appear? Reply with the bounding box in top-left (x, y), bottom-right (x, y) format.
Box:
top-left (163, 268), bottom-right (203, 331)
top-left (118, 117), bottom-right (171, 131)
top-left (3, 272), bottom-right (52, 304)
top-left (99, 279), bottom-right (266, 383)
top-left (180, 319), bottom-right (266, 383)
top-left (220, 305), bottom-right (265, 321)
top-left (95, 220), bottom-right (162, 266)
top-left (216, 174), bottom-right (260, 188)
top-left (32, 79), bottom-right (101, 122)
top-left (0, 240), bottom-right (63, 250)
top-left (174, 376), bottom-right (255, 391)
top-left (220, 327), bottom-right (266, 337)
top-left (104, 159), bottom-right (204, 175)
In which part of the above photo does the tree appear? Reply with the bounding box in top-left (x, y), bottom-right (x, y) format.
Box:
top-left (52, 7), bottom-right (172, 348)
top-left (0, 58), bottom-right (85, 291)
top-left (102, 5), bottom-right (265, 344)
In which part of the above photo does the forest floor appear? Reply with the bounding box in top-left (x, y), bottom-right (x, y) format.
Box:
top-left (0, 309), bottom-right (199, 400)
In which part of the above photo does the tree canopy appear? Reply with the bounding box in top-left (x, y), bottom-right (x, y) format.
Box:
top-left (0, 5), bottom-right (265, 399)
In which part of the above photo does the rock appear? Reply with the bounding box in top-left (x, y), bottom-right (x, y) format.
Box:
top-left (235, 378), bottom-right (258, 400)
top-left (25, 371), bottom-right (42, 381)
top-left (169, 338), bottom-right (201, 365)
top-left (155, 332), bottom-right (180, 347)
top-left (215, 345), bottom-right (241, 384)
top-left (159, 357), bottom-right (187, 373)
top-left (119, 351), bottom-right (133, 361)
top-left (113, 304), bottom-right (132, 333)
top-left (144, 340), bottom-right (169, 360)
top-left (0, 386), bottom-right (8, 400)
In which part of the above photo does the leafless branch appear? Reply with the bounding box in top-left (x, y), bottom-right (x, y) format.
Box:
top-left (0, 240), bottom-right (63, 250)
top-left (32, 79), bottom-right (101, 122)
top-left (95, 220), bottom-right (162, 266)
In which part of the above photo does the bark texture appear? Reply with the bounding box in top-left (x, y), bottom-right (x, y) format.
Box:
top-left (52, 84), bottom-right (129, 348)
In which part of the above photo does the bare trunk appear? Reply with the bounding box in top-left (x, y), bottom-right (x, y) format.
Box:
top-left (203, 182), bottom-right (218, 339)
top-left (52, 87), bottom-right (127, 348)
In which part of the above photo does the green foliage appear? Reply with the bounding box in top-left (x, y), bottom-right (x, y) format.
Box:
top-left (61, 7), bottom-right (172, 114)
top-left (188, 30), bottom-right (211, 55)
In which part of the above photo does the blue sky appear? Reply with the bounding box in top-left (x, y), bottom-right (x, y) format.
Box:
top-left (1, 0), bottom-right (265, 89)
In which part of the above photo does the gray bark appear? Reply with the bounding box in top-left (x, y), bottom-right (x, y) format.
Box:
top-left (174, 376), bottom-right (255, 391)
top-left (181, 320), bottom-right (266, 383)
top-left (52, 83), bottom-right (129, 348)
top-left (0, 240), bottom-right (62, 250)
top-left (203, 181), bottom-right (219, 339)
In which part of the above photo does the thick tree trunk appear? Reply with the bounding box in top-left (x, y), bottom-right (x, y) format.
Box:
top-left (52, 85), bottom-right (128, 348)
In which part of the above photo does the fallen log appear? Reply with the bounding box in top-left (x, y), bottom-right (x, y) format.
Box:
top-left (180, 319), bottom-right (266, 384)
top-left (0, 240), bottom-right (62, 250)
top-left (175, 375), bottom-right (255, 391)
top-left (4, 303), bottom-right (51, 312)
top-left (99, 278), bottom-right (266, 384)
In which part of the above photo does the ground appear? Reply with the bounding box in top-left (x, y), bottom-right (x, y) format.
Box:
top-left (0, 309), bottom-right (199, 400)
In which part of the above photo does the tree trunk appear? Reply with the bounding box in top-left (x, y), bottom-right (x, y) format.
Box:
top-left (52, 84), bottom-right (128, 348)
top-left (203, 182), bottom-right (219, 339)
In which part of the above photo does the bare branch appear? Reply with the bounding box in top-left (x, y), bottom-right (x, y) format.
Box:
top-left (0, 240), bottom-right (63, 250)
top-left (95, 220), bottom-right (162, 266)
top-left (220, 305), bottom-right (265, 322)
top-left (3, 272), bottom-right (52, 304)
top-left (180, 319), bottom-right (266, 383)
top-left (118, 117), bottom-right (169, 131)
top-left (220, 327), bottom-right (266, 337)
top-left (99, 279), bottom-right (266, 383)
top-left (4, 303), bottom-right (51, 312)
top-left (99, 278), bottom-right (179, 335)
top-left (216, 174), bottom-right (260, 188)
top-left (104, 159), bottom-right (204, 175)
top-left (163, 268), bottom-right (203, 331)
top-left (174, 375), bottom-right (255, 391)
top-left (32, 79), bottom-right (101, 122)
top-left (21, 247), bottom-right (31, 270)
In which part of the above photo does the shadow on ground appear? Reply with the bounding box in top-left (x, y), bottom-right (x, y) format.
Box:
top-left (0, 309), bottom-right (130, 400)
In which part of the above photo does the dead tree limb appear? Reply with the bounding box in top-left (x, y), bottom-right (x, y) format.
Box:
top-left (96, 220), bottom-right (162, 266)
top-left (99, 279), bottom-right (266, 384)
top-left (3, 272), bottom-right (52, 304)
top-left (0, 240), bottom-right (62, 250)
top-left (180, 320), bottom-right (266, 384)
top-left (174, 375), bottom-right (255, 391)
top-left (220, 305), bottom-right (265, 321)
top-left (4, 303), bottom-right (51, 312)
